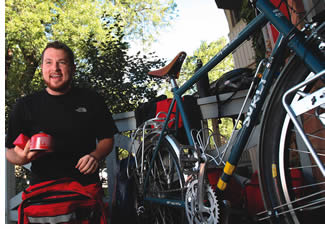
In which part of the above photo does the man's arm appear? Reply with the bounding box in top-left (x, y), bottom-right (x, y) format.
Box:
top-left (75, 137), bottom-right (114, 175)
top-left (6, 140), bottom-right (39, 165)
top-left (90, 138), bottom-right (115, 161)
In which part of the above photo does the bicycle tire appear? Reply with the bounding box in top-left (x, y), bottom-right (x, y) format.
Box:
top-left (259, 55), bottom-right (325, 223)
top-left (133, 133), bottom-right (186, 223)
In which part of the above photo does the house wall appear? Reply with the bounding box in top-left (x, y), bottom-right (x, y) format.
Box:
top-left (229, 19), bottom-right (256, 69)
top-left (224, 10), bottom-right (256, 69)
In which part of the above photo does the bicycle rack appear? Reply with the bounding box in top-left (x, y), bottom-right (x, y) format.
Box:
top-left (282, 69), bottom-right (325, 177)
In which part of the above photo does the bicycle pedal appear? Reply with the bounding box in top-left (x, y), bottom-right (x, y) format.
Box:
top-left (179, 145), bottom-right (199, 173)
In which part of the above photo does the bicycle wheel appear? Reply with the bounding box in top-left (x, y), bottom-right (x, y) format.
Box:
top-left (259, 55), bottom-right (325, 223)
top-left (133, 133), bottom-right (186, 223)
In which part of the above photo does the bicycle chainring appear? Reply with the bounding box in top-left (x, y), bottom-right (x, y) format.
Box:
top-left (185, 179), bottom-right (220, 224)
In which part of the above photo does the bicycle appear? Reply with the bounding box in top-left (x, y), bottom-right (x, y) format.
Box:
top-left (127, 0), bottom-right (325, 223)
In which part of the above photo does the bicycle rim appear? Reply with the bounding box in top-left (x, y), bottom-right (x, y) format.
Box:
top-left (259, 56), bottom-right (325, 223)
top-left (135, 135), bottom-right (186, 223)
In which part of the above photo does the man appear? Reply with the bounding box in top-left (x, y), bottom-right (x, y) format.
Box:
top-left (6, 41), bottom-right (118, 223)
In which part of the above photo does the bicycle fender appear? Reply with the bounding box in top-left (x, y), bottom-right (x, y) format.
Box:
top-left (164, 135), bottom-right (182, 159)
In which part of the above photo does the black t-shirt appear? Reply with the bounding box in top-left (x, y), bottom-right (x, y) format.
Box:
top-left (6, 87), bottom-right (118, 185)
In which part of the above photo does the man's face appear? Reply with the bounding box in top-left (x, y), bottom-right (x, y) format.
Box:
top-left (41, 48), bottom-right (75, 95)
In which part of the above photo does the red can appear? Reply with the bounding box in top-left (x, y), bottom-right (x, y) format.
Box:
top-left (30, 132), bottom-right (52, 151)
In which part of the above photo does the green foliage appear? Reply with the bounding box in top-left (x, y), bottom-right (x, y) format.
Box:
top-left (106, 0), bottom-right (177, 45)
top-left (75, 19), bottom-right (165, 113)
top-left (185, 38), bottom-right (234, 80)
top-left (5, 0), bottom-right (112, 117)
top-left (15, 166), bottom-right (31, 194)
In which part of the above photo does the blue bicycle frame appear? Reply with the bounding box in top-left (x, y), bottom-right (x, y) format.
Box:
top-left (144, 0), bottom-right (325, 205)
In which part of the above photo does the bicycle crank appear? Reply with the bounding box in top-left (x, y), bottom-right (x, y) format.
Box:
top-left (185, 179), bottom-right (219, 224)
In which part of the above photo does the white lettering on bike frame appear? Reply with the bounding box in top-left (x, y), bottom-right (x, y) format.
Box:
top-left (243, 79), bottom-right (267, 127)
top-left (273, 9), bottom-right (283, 18)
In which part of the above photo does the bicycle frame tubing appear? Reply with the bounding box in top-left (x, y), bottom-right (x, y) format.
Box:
top-left (144, 0), bottom-right (325, 197)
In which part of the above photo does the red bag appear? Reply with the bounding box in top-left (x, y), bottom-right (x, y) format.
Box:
top-left (156, 98), bottom-right (183, 128)
top-left (18, 178), bottom-right (108, 224)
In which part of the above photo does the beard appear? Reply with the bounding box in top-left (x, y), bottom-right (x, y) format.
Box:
top-left (44, 77), bottom-right (72, 94)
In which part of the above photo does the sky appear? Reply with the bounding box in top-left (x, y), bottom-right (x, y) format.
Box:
top-left (132, 0), bottom-right (230, 61)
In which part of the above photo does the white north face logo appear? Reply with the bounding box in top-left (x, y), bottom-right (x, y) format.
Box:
top-left (75, 107), bottom-right (87, 112)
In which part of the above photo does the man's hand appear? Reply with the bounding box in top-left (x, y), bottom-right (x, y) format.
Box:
top-left (75, 138), bottom-right (114, 175)
top-left (75, 154), bottom-right (99, 175)
top-left (6, 140), bottom-right (41, 165)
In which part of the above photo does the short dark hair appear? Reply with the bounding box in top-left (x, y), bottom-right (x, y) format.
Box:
top-left (41, 41), bottom-right (75, 65)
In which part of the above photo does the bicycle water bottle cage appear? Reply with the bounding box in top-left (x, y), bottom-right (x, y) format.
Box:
top-left (148, 51), bottom-right (187, 79)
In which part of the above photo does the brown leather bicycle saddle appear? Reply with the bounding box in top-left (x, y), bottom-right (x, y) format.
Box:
top-left (148, 51), bottom-right (187, 79)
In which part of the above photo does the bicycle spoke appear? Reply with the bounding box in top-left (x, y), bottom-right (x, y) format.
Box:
top-left (257, 190), bottom-right (325, 221)
top-left (289, 148), bottom-right (325, 157)
top-left (291, 181), bottom-right (325, 190)
top-left (289, 163), bottom-right (325, 170)
top-left (258, 196), bottom-right (325, 221)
